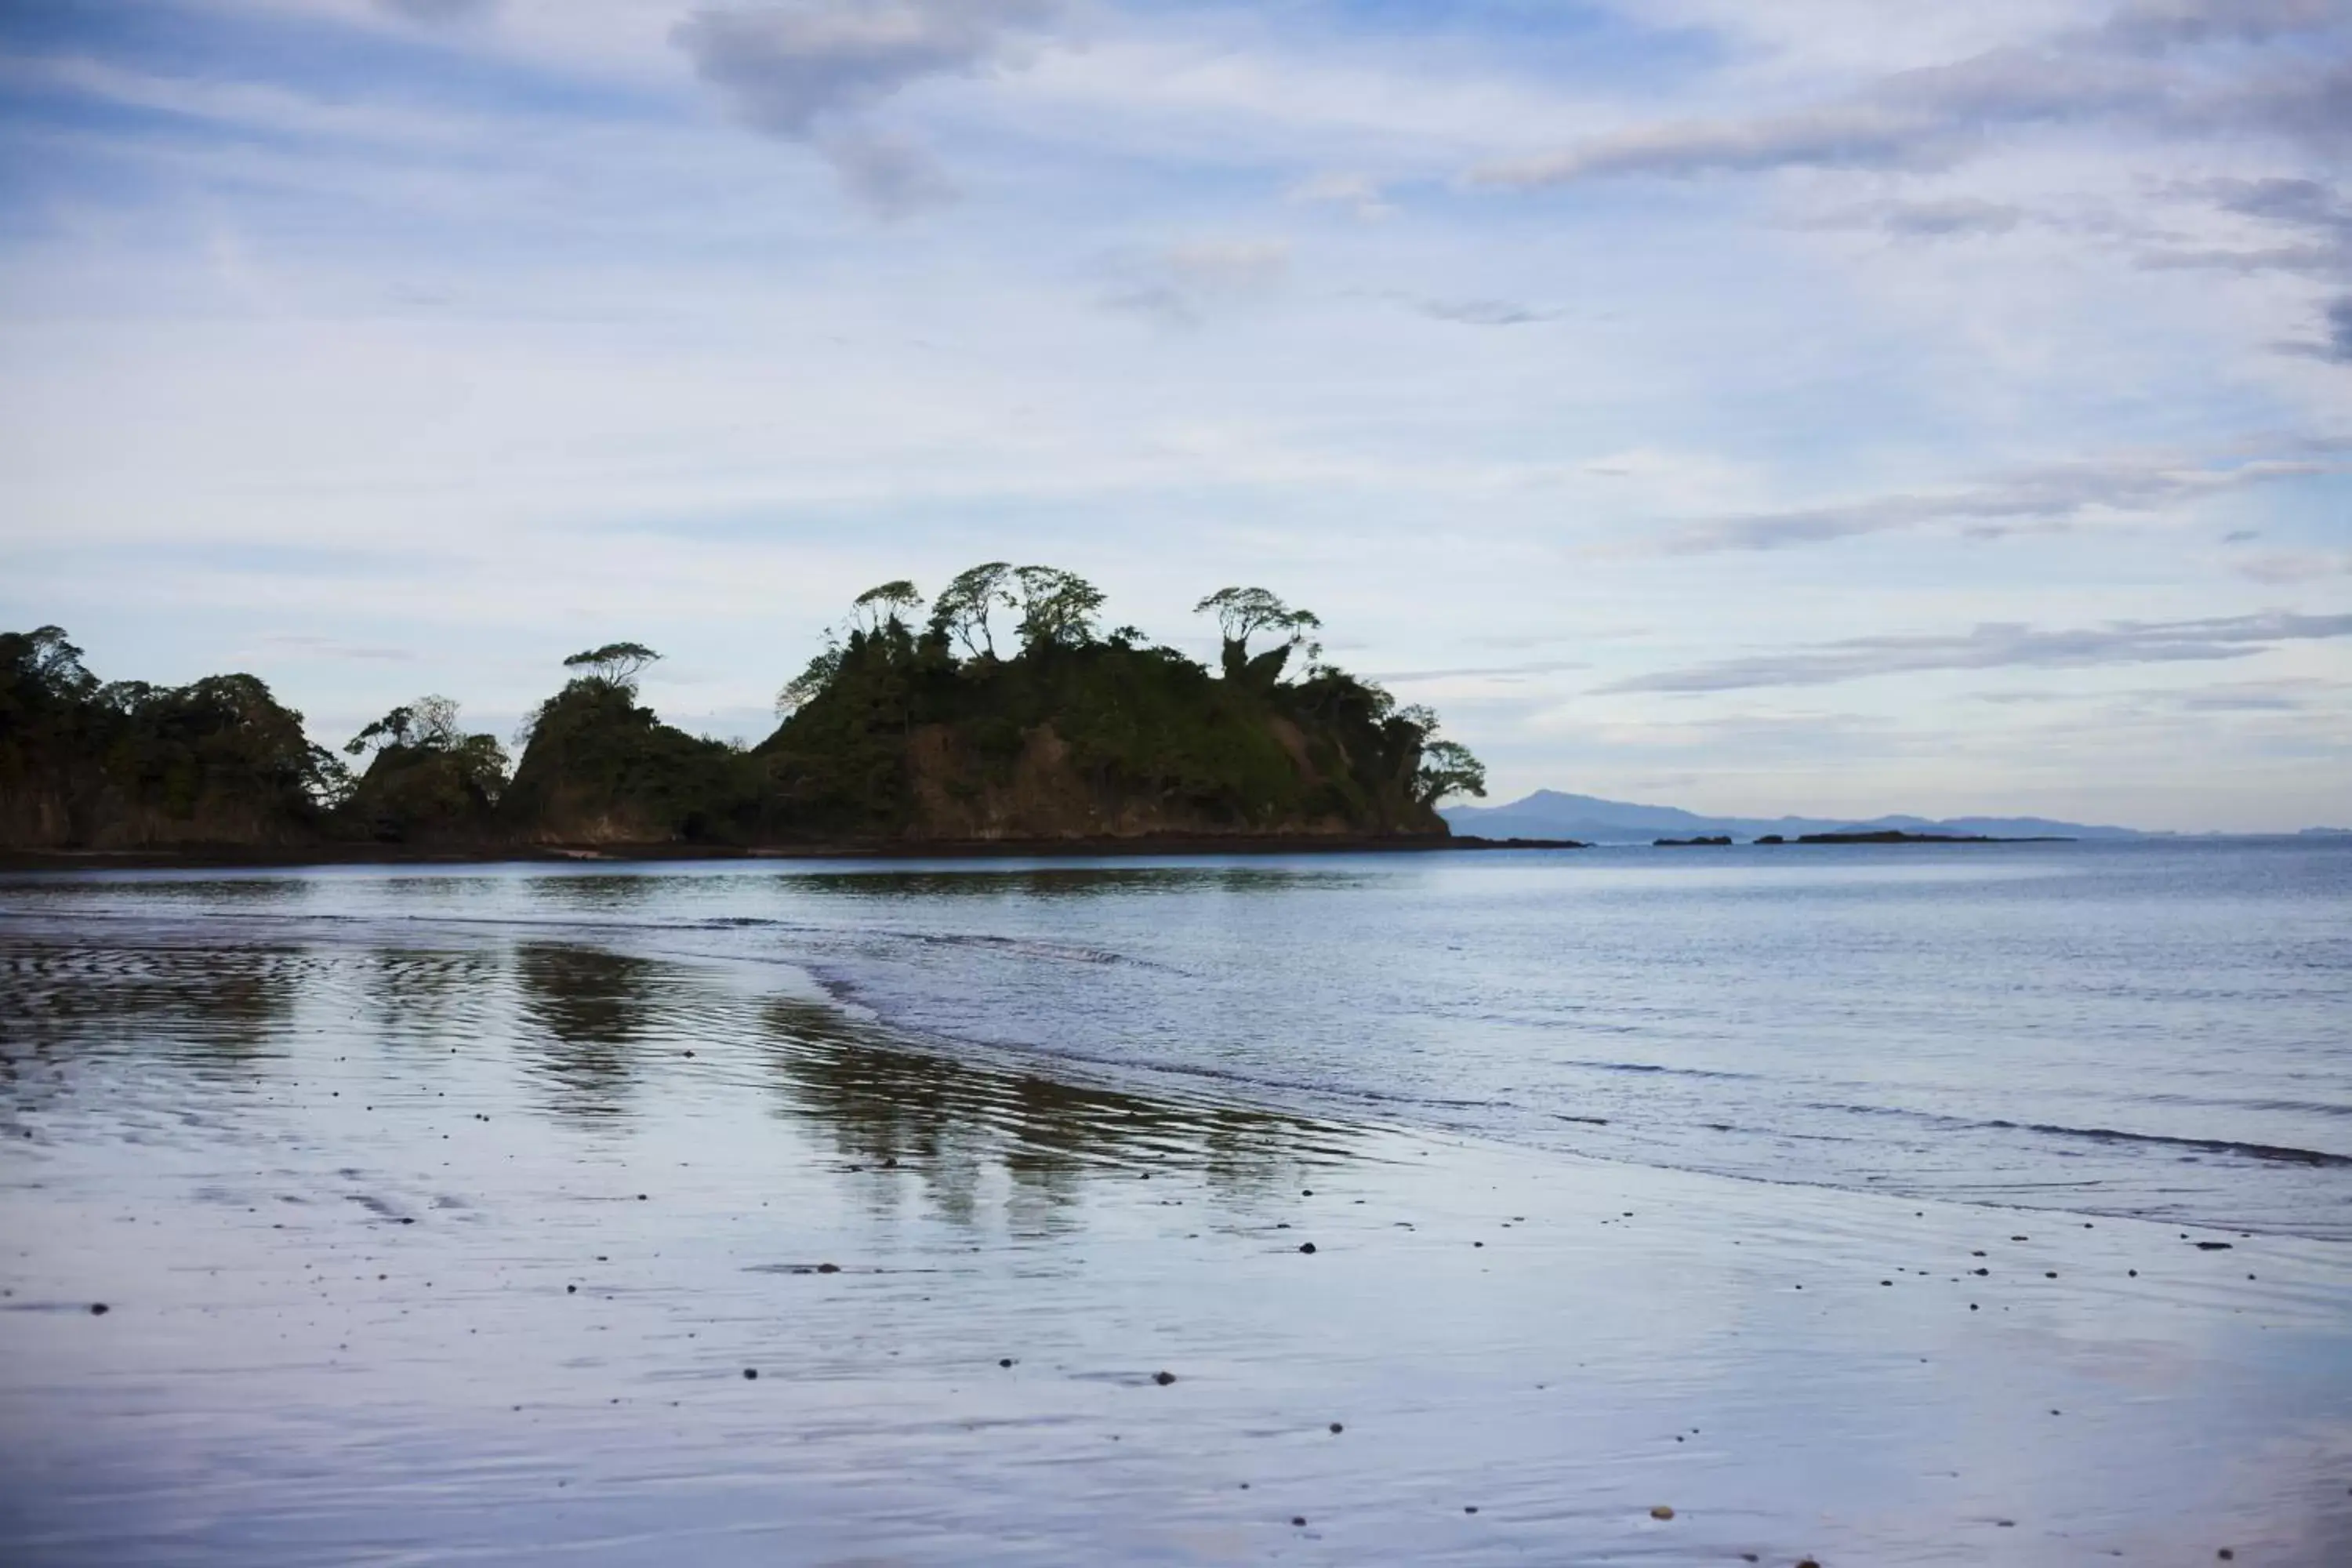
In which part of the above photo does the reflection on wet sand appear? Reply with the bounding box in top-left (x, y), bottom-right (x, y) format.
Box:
top-left (0, 942), bottom-right (304, 1081)
top-left (759, 996), bottom-right (1354, 1229)
top-left (512, 943), bottom-right (663, 1121)
top-left (361, 948), bottom-right (504, 1047)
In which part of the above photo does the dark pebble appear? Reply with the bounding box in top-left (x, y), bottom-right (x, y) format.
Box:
top-left (566, 1284), bottom-right (576, 1294)
top-left (817, 1263), bottom-right (840, 1274)
top-left (1330, 1421), bottom-right (1343, 1433)
top-left (1465, 1505), bottom-right (1479, 1514)
top-left (1290, 1516), bottom-right (1305, 1527)
top-left (1153, 1370), bottom-right (1176, 1386)
top-left (1298, 1243), bottom-right (1317, 1254)
top-left (1000, 1358), bottom-right (1014, 1368)
top-left (743, 1368), bottom-right (757, 1379)
top-left (637, 1194), bottom-right (648, 1201)
top-left (2196, 1241), bottom-right (2233, 1250)
top-left (89, 1303), bottom-right (108, 1316)
top-left (2217, 1552), bottom-right (2234, 1562)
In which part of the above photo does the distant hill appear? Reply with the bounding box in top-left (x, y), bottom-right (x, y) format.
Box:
top-left (1443, 789), bottom-right (2147, 844)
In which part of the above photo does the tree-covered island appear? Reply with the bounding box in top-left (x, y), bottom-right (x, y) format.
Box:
top-left (1, 571), bottom-right (1491, 855)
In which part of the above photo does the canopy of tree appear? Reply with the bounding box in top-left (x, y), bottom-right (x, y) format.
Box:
top-left (1, 577), bottom-right (1484, 851)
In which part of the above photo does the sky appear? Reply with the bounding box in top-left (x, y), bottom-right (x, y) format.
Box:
top-left (0, 0), bottom-right (2347, 832)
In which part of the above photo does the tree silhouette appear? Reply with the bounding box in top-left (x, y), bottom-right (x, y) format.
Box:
top-left (851, 579), bottom-right (924, 634)
top-left (562, 642), bottom-right (660, 689)
top-left (931, 562), bottom-right (1017, 659)
top-left (1194, 586), bottom-right (1320, 682)
top-left (1012, 565), bottom-right (1105, 651)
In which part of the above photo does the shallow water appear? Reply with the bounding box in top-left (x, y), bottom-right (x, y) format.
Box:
top-left (2, 841), bottom-right (2349, 1563)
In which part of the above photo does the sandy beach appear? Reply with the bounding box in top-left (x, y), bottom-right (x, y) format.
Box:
top-left (4, 855), bottom-right (2347, 1564)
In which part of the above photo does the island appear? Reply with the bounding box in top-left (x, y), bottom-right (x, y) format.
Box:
top-left (1, 574), bottom-right (1563, 863)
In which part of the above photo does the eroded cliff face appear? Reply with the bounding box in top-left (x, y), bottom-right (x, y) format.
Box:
top-left (898, 721), bottom-right (1445, 842)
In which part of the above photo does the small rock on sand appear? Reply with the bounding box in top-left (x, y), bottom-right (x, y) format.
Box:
top-left (1153, 1370), bottom-right (1176, 1386)
top-left (1650, 1505), bottom-right (1674, 1519)
top-left (1298, 1242), bottom-right (1317, 1254)
top-left (89, 1303), bottom-right (108, 1316)
top-left (742, 1368), bottom-right (757, 1380)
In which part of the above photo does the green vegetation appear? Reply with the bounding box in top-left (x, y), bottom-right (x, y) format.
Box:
top-left (340, 695), bottom-right (509, 844)
top-left (1, 572), bottom-right (1486, 851)
top-left (0, 625), bottom-right (336, 848)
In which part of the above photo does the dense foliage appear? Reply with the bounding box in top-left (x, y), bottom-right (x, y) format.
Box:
top-left (2, 579), bottom-right (1484, 850)
top-left (0, 626), bottom-right (336, 848)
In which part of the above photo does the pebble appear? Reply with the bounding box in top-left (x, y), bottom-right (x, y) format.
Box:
top-left (742, 1368), bottom-right (757, 1380)
top-left (89, 1303), bottom-right (108, 1316)
top-left (1650, 1504), bottom-right (1675, 1519)
top-left (1153, 1370), bottom-right (1176, 1386)
top-left (1329, 1422), bottom-right (1343, 1433)
top-left (1298, 1242), bottom-right (1317, 1254)
top-left (817, 1263), bottom-right (840, 1274)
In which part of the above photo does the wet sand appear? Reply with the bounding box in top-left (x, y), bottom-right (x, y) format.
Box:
top-left (3, 931), bottom-right (2348, 1565)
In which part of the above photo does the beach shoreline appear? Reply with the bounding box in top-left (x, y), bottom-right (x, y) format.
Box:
top-left (0, 832), bottom-right (1589, 873)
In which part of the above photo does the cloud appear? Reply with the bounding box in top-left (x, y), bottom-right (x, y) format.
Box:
top-left (2234, 549), bottom-right (2352, 583)
top-left (1371, 658), bottom-right (1589, 682)
top-left (670, 1), bottom-right (1059, 211)
top-left (373, 0), bottom-right (498, 23)
top-left (1653, 448), bottom-right (2343, 554)
top-left (821, 129), bottom-right (956, 217)
top-left (672, 1), bottom-right (1060, 137)
top-left (1415, 297), bottom-right (1557, 326)
top-left (1600, 612), bottom-right (2352, 694)
top-left (1287, 171), bottom-right (1393, 221)
top-left (1823, 197), bottom-right (2027, 237)
top-left (1469, 2), bottom-right (2348, 189)
top-left (1098, 239), bottom-right (1290, 327)
top-left (1472, 102), bottom-right (1946, 187)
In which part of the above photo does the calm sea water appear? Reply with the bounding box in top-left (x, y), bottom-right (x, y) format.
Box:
top-left (4, 838), bottom-right (2350, 1564)
top-left (5, 838), bottom-right (2347, 1238)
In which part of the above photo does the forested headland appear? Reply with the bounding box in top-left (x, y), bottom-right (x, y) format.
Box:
top-left (0, 568), bottom-right (1489, 856)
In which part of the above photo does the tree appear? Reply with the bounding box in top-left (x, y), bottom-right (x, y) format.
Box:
top-left (562, 642), bottom-right (661, 689)
top-left (1012, 565), bottom-right (1105, 652)
top-left (1194, 587), bottom-right (1320, 683)
top-left (775, 640), bottom-right (844, 717)
top-left (930, 562), bottom-right (1016, 659)
top-left (850, 579), bottom-right (924, 634)
top-left (1396, 703), bottom-right (1485, 805)
top-left (1414, 739), bottom-right (1487, 805)
top-left (1, 625), bottom-right (97, 706)
top-left (345, 694), bottom-right (466, 757)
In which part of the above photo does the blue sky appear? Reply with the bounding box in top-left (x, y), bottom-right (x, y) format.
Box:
top-left (1, 0), bottom-right (2347, 829)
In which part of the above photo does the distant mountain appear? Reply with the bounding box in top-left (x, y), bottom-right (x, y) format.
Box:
top-left (1443, 789), bottom-right (2147, 844)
